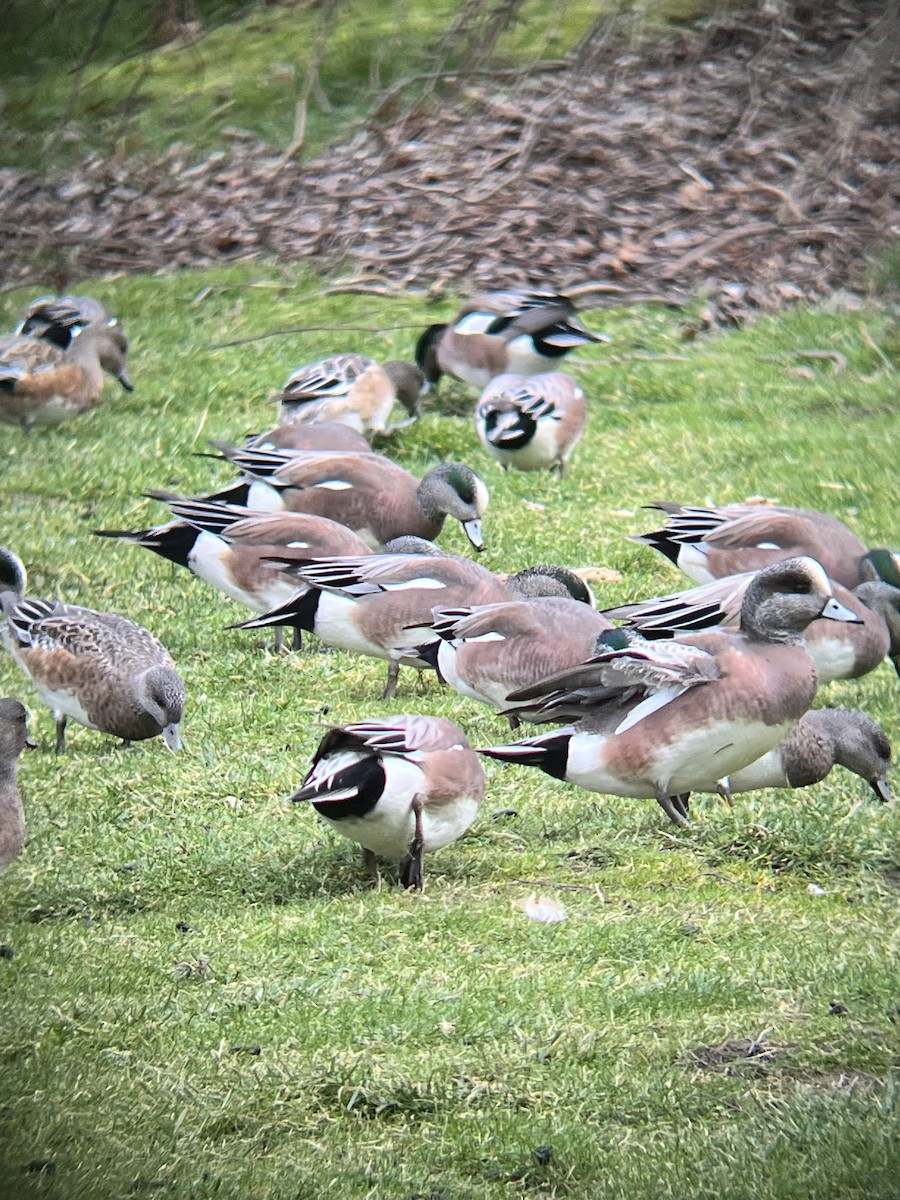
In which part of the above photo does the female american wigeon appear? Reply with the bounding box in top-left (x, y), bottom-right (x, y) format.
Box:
top-left (0, 698), bottom-right (34, 874)
top-left (725, 708), bottom-right (892, 804)
top-left (416, 289), bottom-right (607, 390)
top-left (605, 571), bottom-right (900, 683)
top-left (237, 557), bottom-right (589, 699)
top-left (479, 558), bottom-right (861, 826)
top-left (97, 500), bottom-right (375, 651)
top-left (289, 715), bottom-right (485, 890)
top-left (15, 294), bottom-right (117, 349)
top-left (0, 324), bottom-right (132, 431)
top-left (0, 551), bottom-right (184, 753)
top-left (474, 371), bottom-right (587, 476)
top-left (204, 444), bottom-right (490, 552)
top-left (633, 501), bottom-right (898, 591)
top-left (276, 353), bottom-right (425, 434)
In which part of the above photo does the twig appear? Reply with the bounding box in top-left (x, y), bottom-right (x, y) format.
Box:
top-left (660, 223), bottom-right (841, 279)
top-left (208, 323), bottom-right (427, 350)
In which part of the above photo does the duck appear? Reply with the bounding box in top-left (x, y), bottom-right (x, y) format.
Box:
top-left (415, 289), bottom-right (607, 390)
top-left (474, 371), bottom-right (587, 476)
top-left (15, 294), bottom-right (118, 349)
top-left (200, 444), bottom-right (490, 552)
top-left (236, 557), bottom-right (590, 699)
top-left (96, 500), bottom-right (376, 651)
top-left (276, 354), bottom-right (425, 433)
top-left (0, 323), bottom-right (132, 431)
top-left (632, 501), bottom-right (898, 592)
top-left (0, 698), bottom-right (34, 874)
top-left (247, 421), bottom-right (373, 454)
top-left (724, 708), bottom-right (892, 804)
top-left (289, 715), bottom-right (485, 890)
top-left (605, 571), bottom-right (900, 683)
top-left (430, 593), bottom-right (613, 724)
top-left (479, 557), bottom-right (861, 827)
top-left (0, 549), bottom-right (184, 753)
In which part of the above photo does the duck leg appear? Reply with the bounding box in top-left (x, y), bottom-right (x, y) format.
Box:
top-left (292, 625), bottom-right (303, 652)
top-left (655, 791), bottom-right (690, 827)
top-left (382, 660), bottom-right (400, 700)
top-left (507, 713), bottom-right (521, 731)
top-left (55, 714), bottom-right (68, 755)
top-left (715, 779), bottom-right (734, 807)
top-left (362, 847), bottom-right (381, 889)
top-left (399, 794), bottom-right (426, 891)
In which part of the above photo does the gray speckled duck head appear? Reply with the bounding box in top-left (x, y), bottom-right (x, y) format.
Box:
top-left (740, 557), bottom-right (862, 643)
top-left (805, 708), bottom-right (893, 803)
top-left (0, 547), bottom-right (26, 598)
top-left (416, 464), bottom-right (489, 552)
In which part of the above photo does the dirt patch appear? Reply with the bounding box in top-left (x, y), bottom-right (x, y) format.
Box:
top-left (1, 3), bottom-right (896, 308)
top-left (685, 1036), bottom-right (782, 1075)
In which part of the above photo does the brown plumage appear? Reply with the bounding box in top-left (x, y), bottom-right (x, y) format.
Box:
top-left (289, 715), bottom-right (486, 890)
top-left (633, 501), bottom-right (897, 591)
top-left (0, 324), bottom-right (132, 430)
top-left (1, 593), bottom-right (184, 754)
top-left (205, 445), bottom-right (490, 552)
top-left (475, 371), bottom-right (587, 475)
top-left (0, 698), bottom-right (33, 873)
top-left (276, 354), bottom-right (425, 433)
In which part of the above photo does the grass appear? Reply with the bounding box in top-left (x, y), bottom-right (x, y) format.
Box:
top-left (0, 264), bottom-right (898, 1199)
top-left (1, 0), bottom-right (743, 168)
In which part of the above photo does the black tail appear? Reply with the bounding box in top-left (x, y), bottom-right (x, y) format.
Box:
top-left (230, 587), bottom-right (320, 633)
top-left (94, 522), bottom-right (199, 569)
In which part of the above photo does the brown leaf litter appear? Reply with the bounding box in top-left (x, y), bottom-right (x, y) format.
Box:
top-left (1, 2), bottom-right (896, 317)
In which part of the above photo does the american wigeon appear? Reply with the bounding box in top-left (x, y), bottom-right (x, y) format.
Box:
top-left (0, 324), bottom-right (132, 431)
top-left (726, 708), bottom-right (892, 803)
top-left (247, 422), bottom-right (373, 454)
top-left (16, 294), bottom-right (117, 349)
top-left (633, 501), bottom-right (898, 591)
top-left (204, 444), bottom-right (490, 552)
top-left (0, 560), bottom-right (184, 753)
top-left (474, 371), bottom-right (587, 476)
top-left (606, 572), bottom-right (900, 683)
top-left (97, 500), bottom-right (375, 651)
top-left (0, 698), bottom-right (34, 874)
top-left (430, 595), bottom-right (613, 724)
top-left (276, 354), bottom-right (425, 433)
top-left (236, 557), bottom-right (588, 699)
top-left (289, 715), bottom-right (485, 889)
top-left (479, 558), bottom-right (861, 826)
top-left (416, 289), bottom-right (607, 389)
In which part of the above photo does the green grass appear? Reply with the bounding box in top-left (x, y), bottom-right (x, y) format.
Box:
top-left (1, 0), bottom-right (743, 169)
top-left (0, 265), bottom-right (898, 1198)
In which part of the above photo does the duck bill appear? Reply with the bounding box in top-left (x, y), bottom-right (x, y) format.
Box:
top-left (462, 519), bottom-right (484, 552)
top-left (161, 723), bottom-right (183, 752)
top-left (870, 777), bottom-right (893, 805)
top-left (25, 736), bottom-right (37, 750)
top-left (819, 597), bottom-right (863, 624)
top-left (118, 369), bottom-right (134, 393)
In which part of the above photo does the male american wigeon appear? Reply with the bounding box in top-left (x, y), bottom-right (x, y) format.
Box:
top-left (0, 698), bottom-right (34, 874)
top-left (633, 501), bottom-right (898, 591)
top-left (430, 594), bottom-right (611, 724)
top-left (97, 500), bottom-right (375, 651)
top-left (479, 558), bottom-right (861, 826)
top-left (416, 289), bottom-right (607, 390)
top-left (289, 715), bottom-right (485, 890)
top-left (474, 371), bottom-right (587, 476)
top-left (725, 708), bottom-right (892, 804)
top-left (247, 422), bottom-right (373, 454)
top-left (15, 294), bottom-right (118, 349)
top-left (202, 444), bottom-right (490, 552)
top-left (237, 557), bottom-right (590, 698)
top-left (0, 550), bottom-right (184, 753)
top-left (276, 353), bottom-right (425, 434)
top-left (605, 571), bottom-right (900, 683)
top-left (0, 324), bottom-right (132, 431)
